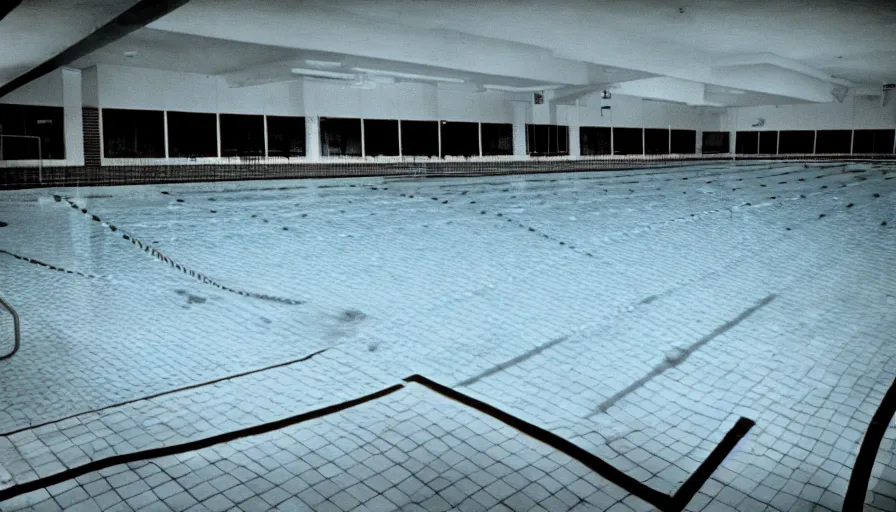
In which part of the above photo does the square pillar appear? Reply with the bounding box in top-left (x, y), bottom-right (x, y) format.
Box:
top-left (568, 102), bottom-right (581, 158)
top-left (305, 115), bottom-right (321, 161)
top-left (61, 68), bottom-right (84, 166)
top-left (512, 101), bottom-right (528, 157)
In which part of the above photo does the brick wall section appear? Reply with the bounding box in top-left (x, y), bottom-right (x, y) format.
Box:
top-left (0, 155), bottom-right (893, 190)
top-left (82, 108), bottom-right (100, 168)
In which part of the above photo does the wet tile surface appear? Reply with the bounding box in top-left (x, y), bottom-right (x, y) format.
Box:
top-left (2, 161), bottom-right (895, 511)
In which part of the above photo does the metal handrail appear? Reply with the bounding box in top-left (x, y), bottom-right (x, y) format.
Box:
top-left (0, 296), bottom-right (20, 360)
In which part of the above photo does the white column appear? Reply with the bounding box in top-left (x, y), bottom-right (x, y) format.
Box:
top-left (163, 111), bottom-right (169, 158)
top-left (61, 68), bottom-right (84, 166)
top-left (568, 101), bottom-right (581, 158)
top-left (611, 126), bottom-right (615, 155)
top-left (438, 120), bottom-right (443, 158)
top-left (478, 122), bottom-right (483, 157)
top-left (512, 101), bottom-right (527, 157)
top-left (360, 118), bottom-right (366, 158)
top-left (305, 116), bottom-right (321, 161)
top-left (398, 120), bottom-right (403, 158)
top-left (215, 113), bottom-right (222, 158)
top-left (263, 115), bottom-right (269, 158)
top-left (812, 130), bottom-right (817, 154)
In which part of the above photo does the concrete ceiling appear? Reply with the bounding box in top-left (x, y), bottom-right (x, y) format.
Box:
top-left (7, 0), bottom-right (896, 107)
top-left (0, 0), bottom-right (142, 88)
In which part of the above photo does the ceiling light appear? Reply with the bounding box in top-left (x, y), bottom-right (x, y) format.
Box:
top-left (290, 68), bottom-right (355, 80)
top-left (482, 84), bottom-right (564, 92)
top-left (305, 59), bottom-right (343, 68)
top-left (350, 68), bottom-right (465, 84)
top-left (123, 50), bottom-right (138, 58)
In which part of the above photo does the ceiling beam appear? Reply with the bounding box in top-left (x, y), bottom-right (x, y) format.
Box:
top-left (150, 2), bottom-right (593, 87)
top-left (712, 53), bottom-right (854, 87)
top-left (611, 77), bottom-right (708, 106)
top-left (0, 1), bottom-right (23, 23)
top-left (0, 0), bottom-right (190, 99)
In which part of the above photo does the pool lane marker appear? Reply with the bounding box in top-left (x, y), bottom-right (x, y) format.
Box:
top-left (842, 376), bottom-right (896, 511)
top-left (405, 375), bottom-right (756, 512)
top-left (591, 294), bottom-right (777, 416)
top-left (0, 249), bottom-right (97, 279)
top-left (56, 195), bottom-right (304, 306)
top-left (0, 383), bottom-right (404, 503)
top-left (0, 374), bottom-right (754, 512)
top-left (0, 348), bottom-right (329, 438)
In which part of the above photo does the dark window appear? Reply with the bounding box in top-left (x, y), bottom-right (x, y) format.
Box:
top-left (440, 121), bottom-right (479, 157)
top-left (400, 120), bottom-right (439, 157)
top-left (670, 129), bottom-right (696, 154)
top-left (320, 117), bottom-right (362, 157)
top-left (220, 114), bottom-right (264, 157)
top-left (702, 131), bottom-right (729, 154)
top-left (735, 131), bottom-right (759, 155)
top-left (102, 109), bottom-right (164, 158)
top-left (644, 128), bottom-right (669, 155)
top-left (363, 119), bottom-right (399, 157)
top-left (167, 111), bottom-right (218, 158)
top-left (759, 131), bottom-right (778, 154)
top-left (613, 127), bottom-right (643, 155)
top-left (852, 129), bottom-right (895, 154)
top-left (481, 123), bottom-right (513, 156)
top-left (814, 130), bottom-right (852, 154)
top-left (0, 103), bottom-right (65, 159)
top-left (266, 116), bottom-right (305, 157)
top-left (580, 126), bottom-right (611, 155)
top-left (778, 130), bottom-right (815, 154)
top-left (526, 124), bottom-right (568, 156)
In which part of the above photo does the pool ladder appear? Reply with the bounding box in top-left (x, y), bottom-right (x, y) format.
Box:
top-left (0, 296), bottom-right (19, 360)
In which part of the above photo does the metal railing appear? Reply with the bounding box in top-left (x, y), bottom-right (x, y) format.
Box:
top-left (0, 296), bottom-right (20, 360)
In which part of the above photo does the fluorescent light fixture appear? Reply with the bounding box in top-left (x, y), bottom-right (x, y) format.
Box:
top-left (290, 68), bottom-right (355, 80)
top-left (123, 50), bottom-right (138, 58)
top-left (304, 59), bottom-right (343, 68)
top-left (482, 84), bottom-right (564, 92)
top-left (350, 67), bottom-right (464, 84)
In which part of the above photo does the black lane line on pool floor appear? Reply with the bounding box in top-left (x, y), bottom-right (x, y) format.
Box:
top-left (56, 195), bottom-right (304, 306)
top-left (842, 376), bottom-right (896, 512)
top-left (0, 249), bottom-right (98, 279)
top-left (0, 348), bottom-right (329, 438)
top-left (406, 374), bottom-right (756, 512)
top-left (454, 335), bottom-right (570, 388)
top-left (449, 185), bottom-right (883, 397)
top-left (1, 373), bottom-right (754, 512)
top-left (0, 383), bottom-right (404, 503)
top-left (592, 293), bottom-right (778, 416)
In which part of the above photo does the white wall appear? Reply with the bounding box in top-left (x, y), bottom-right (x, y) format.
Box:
top-left (0, 70), bottom-right (63, 106)
top-left (95, 65), bottom-right (301, 115)
top-left (0, 68), bottom-right (83, 167)
top-left (94, 65), bottom-right (514, 123)
top-left (559, 95), bottom-right (705, 130)
top-left (723, 92), bottom-right (896, 131)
